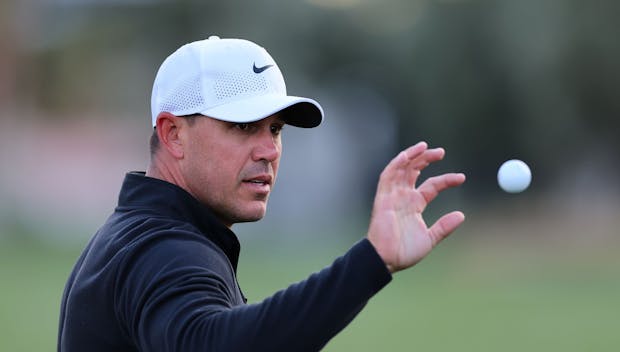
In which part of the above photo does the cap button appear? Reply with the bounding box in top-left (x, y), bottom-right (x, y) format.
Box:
top-left (208, 35), bottom-right (220, 40)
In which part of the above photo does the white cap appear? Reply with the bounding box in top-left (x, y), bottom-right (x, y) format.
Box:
top-left (151, 36), bottom-right (323, 128)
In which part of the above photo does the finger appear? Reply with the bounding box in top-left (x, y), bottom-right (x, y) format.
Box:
top-left (410, 148), bottom-right (444, 169)
top-left (428, 211), bottom-right (465, 246)
top-left (401, 141), bottom-right (429, 161)
top-left (378, 142), bottom-right (428, 193)
top-left (417, 173), bottom-right (466, 204)
top-left (406, 148), bottom-right (445, 186)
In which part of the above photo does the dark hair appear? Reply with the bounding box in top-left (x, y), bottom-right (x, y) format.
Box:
top-left (149, 114), bottom-right (200, 156)
top-left (149, 129), bottom-right (160, 156)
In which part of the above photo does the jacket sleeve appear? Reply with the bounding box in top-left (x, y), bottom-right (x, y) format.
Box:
top-left (115, 233), bottom-right (392, 352)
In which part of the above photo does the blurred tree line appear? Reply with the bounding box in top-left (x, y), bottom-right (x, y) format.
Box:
top-left (4, 0), bottom-right (619, 196)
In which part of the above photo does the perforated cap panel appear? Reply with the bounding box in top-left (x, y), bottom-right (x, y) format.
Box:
top-left (158, 75), bottom-right (205, 115)
top-left (213, 71), bottom-right (269, 101)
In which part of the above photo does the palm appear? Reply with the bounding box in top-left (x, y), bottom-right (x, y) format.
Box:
top-left (367, 142), bottom-right (465, 273)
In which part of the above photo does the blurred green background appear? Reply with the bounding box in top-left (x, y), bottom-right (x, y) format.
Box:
top-left (1, 0), bottom-right (619, 351)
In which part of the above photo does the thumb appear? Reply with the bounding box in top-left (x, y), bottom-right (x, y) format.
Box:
top-left (428, 211), bottom-right (465, 246)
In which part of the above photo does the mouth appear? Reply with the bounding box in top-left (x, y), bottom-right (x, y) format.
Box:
top-left (242, 174), bottom-right (272, 185)
top-left (241, 174), bottom-right (272, 195)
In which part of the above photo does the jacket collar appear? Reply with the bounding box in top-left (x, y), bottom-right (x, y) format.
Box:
top-left (118, 172), bottom-right (241, 272)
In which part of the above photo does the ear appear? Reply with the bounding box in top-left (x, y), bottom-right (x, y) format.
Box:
top-left (155, 112), bottom-right (185, 159)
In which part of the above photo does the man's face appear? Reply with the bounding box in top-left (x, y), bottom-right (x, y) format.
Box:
top-left (179, 114), bottom-right (284, 227)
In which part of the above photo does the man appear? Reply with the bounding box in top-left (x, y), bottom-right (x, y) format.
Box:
top-left (58, 36), bottom-right (466, 351)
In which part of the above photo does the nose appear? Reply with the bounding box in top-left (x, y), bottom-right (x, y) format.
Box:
top-left (252, 131), bottom-right (280, 162)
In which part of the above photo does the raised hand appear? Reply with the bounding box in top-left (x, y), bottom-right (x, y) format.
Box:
top-left (367, 142), bottom-right (466, 273)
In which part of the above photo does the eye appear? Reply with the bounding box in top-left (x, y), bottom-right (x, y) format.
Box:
top-left (235, 123), bottom-right (250, 131)
top-left (271, 124), bottom-right (284, 135)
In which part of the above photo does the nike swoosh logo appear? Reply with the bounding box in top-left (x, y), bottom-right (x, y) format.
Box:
top-left (253, 63), bottom-right (274, 74)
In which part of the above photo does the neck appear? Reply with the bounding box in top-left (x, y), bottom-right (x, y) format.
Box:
top-left (146, 154), bottom-right (189, 195)
top-left (146, 157), bottom-right (234, 230)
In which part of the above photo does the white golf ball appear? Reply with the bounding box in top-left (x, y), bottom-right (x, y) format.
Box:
top-left (497, 159), bottom-right (531, 193)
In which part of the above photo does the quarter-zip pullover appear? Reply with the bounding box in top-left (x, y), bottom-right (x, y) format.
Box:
top-left (58, 172), bottom-right (391, 351)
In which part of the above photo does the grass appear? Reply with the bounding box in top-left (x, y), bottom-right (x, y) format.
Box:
top-left (238, 236), bottom-right (620, 352)
top-left (0, 241), bottom-right (78, 352)
top-left (1, 222), bottom-right (618, 351)
top-left (328, 262), bottom-right (620, 351)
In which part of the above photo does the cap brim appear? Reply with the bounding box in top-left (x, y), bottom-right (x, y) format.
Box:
top-left (200, 94), bottom-right (323, 128)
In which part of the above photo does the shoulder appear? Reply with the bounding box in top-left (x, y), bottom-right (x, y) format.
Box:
top-left (111, 224), bottom-right (241, 337)
top-left (119, 221), bottom-right (231, 275)
top-left (113, 224), bottom-right (239, 305)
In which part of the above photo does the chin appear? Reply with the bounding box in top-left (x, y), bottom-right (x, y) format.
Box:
top-left (234, 213), bottom-right (265, 224)
top-left (235, 204), bottom-right (267, 223)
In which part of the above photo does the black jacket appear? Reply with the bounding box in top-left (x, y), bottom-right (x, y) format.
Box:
top-left (58, 172), bottom-right (392, 351)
